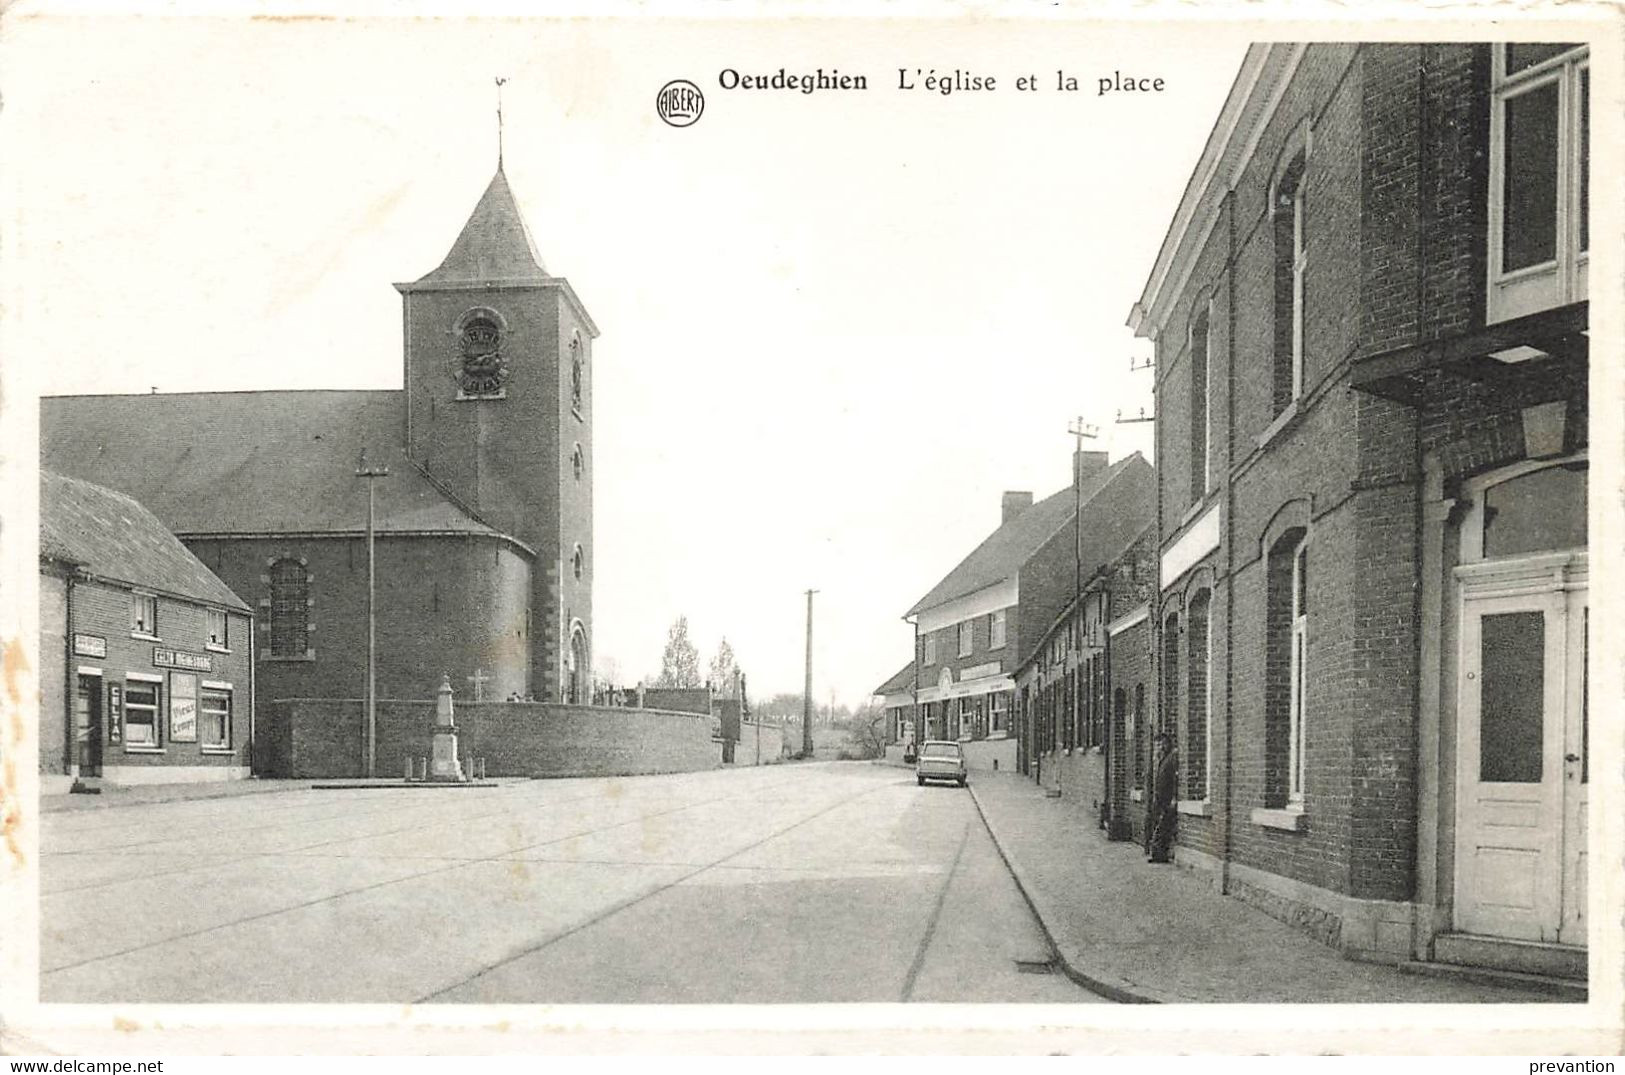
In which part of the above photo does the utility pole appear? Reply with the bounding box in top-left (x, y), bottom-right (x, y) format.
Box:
top-left (803, 589), bottom-right (817, 759)
top-left (356, 450), bottom-right (390, 778)
top-left (1067, 417), bottom-right (1099, 605)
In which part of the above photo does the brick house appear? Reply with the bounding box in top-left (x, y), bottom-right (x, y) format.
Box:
top-left (1129, 43), bottom-right (1589, 980)
top-left (40, 471), bottom-right (254, 789)
top-left (904, 450), bottom-right (1152, 773)
top-left (1012, 518), bottom-right (1157, 838)
top-left (873, 661), bottom-right (917, 753)
top-left (43, 164), bottom-right (598, 713)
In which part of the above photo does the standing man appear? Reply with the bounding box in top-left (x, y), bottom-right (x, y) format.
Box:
top-left (1147, 731), bottom-right (1179, 863)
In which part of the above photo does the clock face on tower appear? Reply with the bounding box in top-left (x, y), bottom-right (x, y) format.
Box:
top-left (452, 307), bottom-right (510, 398)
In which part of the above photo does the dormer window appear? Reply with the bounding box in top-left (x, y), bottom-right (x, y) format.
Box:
top-left (1489, 44), bottom-right (1588, 323)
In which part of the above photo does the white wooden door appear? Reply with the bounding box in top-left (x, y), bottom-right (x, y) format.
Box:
top-left (1456, 584), bottom-right (1587, 943)
top-left (1559, 598), bottom-right (1588, 945)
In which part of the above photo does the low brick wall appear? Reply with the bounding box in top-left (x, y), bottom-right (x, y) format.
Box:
top-left (256, 698), bottom-right (724, 779)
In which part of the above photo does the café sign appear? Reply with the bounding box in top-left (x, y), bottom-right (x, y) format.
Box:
top-left (152, 647), bottom-right (212, 673)
top-left (73, 633), bottom-right (107, 658)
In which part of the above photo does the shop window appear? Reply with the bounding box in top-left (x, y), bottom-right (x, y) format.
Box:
top-left (1161, 612), bottom-right (1180, 759)
top-left (207, 608), bottom-right (229, 650)
top-left (990, 691), bottom-right (1008, 734)
top-left (1272, 149), bottom-right (1308, 415)
top-left (1185, 590), bottom-right (1212, 801)
top-left (1489, 44), bottom-right (1589, 322)
top-left (124, 680), bottom-right (160, 748)
top-left (990, 609), bottom-right (1007, 649)
top-left (168, 673), bottom-right (198, 743)
top-left (958, 620), bottom-right (973, 658)
top-left (269, 558), bottom-right (309, 657)
top-left (202, 690), bottom-right (231, 750)
top-left (130, 593), bottom-right (158, 638)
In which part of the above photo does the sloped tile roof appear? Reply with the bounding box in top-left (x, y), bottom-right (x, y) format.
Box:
top-left (41, 391), bottom-right (509, 542)
top-left (873, 661), bottom-right (916, 697)
top-left (41, 471), bottom-right (249, 610)
top-left (413, 166), bottom-right (549, 285)
top-left (907, 455), bottom-right (1140, 617)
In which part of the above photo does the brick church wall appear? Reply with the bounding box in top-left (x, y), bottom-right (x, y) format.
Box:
top-left (259, 698), bottom-right (725, 779)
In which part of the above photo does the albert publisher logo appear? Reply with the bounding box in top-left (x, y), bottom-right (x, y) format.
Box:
top-left (657, 80), bottom-right (705, 127)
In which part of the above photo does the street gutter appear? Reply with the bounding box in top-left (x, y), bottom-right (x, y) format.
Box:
top-left (967, 780), bottom-right (1170, 1004)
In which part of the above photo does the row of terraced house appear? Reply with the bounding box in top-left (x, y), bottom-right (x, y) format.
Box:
top-left (878, 42), bottom-right (1591, 988)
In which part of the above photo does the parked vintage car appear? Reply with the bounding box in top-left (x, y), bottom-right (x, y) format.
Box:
top-left (915, 740), bottom-right (967, 787)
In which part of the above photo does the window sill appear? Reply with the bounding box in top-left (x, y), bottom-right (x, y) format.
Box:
top-left (131, 633), bottom-right (162, 643)
top-left (1177, 799), bottom-right (1213, 817)
top-left (1178, 499), bottom-right (1205, 528)
top-left (262, 652), bottom-right (317, 663)
top-left (201, 747), bottom-right (236, 755)
top-left (122, 747), bottom-right (165, 755)
top-left (1255, 399), bottom-right (1301, 451)
top-left (205, 644), bottom-right (232, 654)
top-left (1251, 805), bottom-right (1307, 832)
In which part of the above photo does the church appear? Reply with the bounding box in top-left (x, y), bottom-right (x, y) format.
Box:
top-left (42, 163), bottom-right (598, 708)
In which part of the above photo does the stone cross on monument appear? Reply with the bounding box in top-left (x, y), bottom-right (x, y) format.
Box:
top-left (466, 667), bottom-right (490, 703)
top-left (430, 672), bottom-right (467, 782)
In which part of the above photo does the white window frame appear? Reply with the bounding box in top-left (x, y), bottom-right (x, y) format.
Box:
top-left (1288, 541), bottom-right (1309, 805)
top-left (922, 634), bottom-right (937, 666)
top-left (990, 691), bottom-right (1008, 734)
top-left (124, 678), bottom-right (161, 749)
top-left (206, 608), bottom-right (230, 651)
top-left (201, 689), bottom-right (231, 750)
top-left (1488, 44), bottom-right (1589, 324)
top-left (130, 592), bottom-right (159, 639)
top-left (1289, 177), bottom-right (1306, 401)
top-left (989, 609), bottom-right (1007, 650)
top-left (957, 619), bottom-right (974, 658)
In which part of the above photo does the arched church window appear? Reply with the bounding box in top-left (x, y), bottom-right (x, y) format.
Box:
top-left (572, 443), bottom-right (585, 483)
top-left (570, 333), bottom-right (584, 413)
top-left (572, 543), bottom-right (585, 581)
top-left (269, 558), bottom-right (309, 657)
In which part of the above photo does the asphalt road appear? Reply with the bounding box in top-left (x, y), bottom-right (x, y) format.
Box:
top-left (40, 763), bottom-right (1107, 1004)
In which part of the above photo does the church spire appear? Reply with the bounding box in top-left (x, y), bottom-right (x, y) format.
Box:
top-left (413, 162), bottom-right (548, 285)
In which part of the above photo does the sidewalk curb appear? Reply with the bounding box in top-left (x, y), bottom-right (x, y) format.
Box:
top-left (968, 781), bottom-right (1172, 1005)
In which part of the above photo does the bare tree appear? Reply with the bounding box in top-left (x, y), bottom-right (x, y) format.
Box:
top-left (656, 615), bottom-right (702, 688)
top-left (708, 636), bottom-right (738, 694)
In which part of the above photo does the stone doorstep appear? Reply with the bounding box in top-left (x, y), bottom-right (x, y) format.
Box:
top-left (1431, 931), bottom-right (1589, 981)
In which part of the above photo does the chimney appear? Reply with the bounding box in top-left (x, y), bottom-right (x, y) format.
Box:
top-left (1001, 491), bottom-right (1033, 525)
top-left (1073, 449), bottom-right (1109, 489)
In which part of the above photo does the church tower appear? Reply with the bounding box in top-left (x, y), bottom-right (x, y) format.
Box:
top-left (394, 165), bottom-right (598, 703)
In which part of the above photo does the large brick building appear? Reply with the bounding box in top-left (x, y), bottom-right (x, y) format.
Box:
top-left (903, 450), bottom-right (1153, 773)
top-left (1130, 43), bottom-right (1589, 980)
top-left (43, 164), bottom-right (598, 712)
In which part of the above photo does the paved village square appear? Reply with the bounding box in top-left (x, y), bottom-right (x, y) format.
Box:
top-left (30, 38), bottom-right (1602, 1010)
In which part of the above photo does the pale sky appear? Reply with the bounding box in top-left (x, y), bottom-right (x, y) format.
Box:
top-left (5, 15), bottom-right (1249, 705)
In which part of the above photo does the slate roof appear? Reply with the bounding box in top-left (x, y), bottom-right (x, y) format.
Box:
top-left (41, 471), bottom-right (250, 611)
top-left (907, 455), bottom-right (1140, 617)
top-left (413, 166), bottom-right (549, 285)
top-left (41, 391), bottom-right (511, 543)
top-left (873, 661), bottom-right (916, 697)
